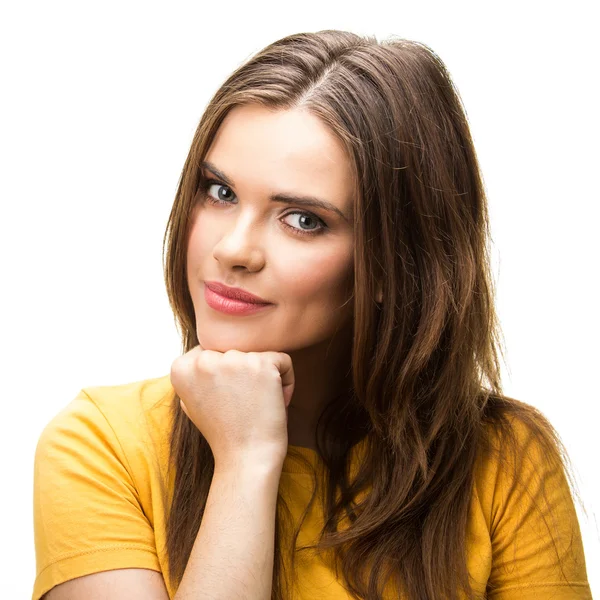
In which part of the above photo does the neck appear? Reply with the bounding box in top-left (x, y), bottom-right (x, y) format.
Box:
top-left (285, 325), bottom-right (353, 451)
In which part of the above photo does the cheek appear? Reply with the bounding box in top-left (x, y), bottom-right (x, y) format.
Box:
top-left (279, 248), bottom-right (354, 304)
top-left (186, 216), bottom-right (212, 275)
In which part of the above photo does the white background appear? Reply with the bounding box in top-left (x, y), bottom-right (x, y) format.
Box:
top-left (1, 1), bottom-right (598, 598)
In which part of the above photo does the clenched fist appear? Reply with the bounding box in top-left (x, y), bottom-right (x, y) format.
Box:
top-left (170, 344), bottom-right (295, 469)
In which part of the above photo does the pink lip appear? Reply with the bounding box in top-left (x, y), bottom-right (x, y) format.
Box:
top-left (204, 283), bottom-right (273, 316)
top-left (204, 281), bottom-right (270, 304)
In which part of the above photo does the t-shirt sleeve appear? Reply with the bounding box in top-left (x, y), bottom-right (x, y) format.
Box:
top-left (485, 418), bottom-right (592, 599)
top-left (32, 389), bottom-right (162, 600)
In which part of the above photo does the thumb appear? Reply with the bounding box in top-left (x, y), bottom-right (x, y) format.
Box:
top-left (270, 352), bottom-right (295, 409)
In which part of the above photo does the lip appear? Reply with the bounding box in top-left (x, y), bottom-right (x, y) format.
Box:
top-left (204, 281), bottom-right (271, 304)
top-left (204, 282), bottom-right (273, 316)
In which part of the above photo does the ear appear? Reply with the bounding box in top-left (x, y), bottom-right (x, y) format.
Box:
top-left (376, 287), bottom-right (383, 304)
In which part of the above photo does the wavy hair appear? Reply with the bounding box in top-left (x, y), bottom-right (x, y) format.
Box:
top-left (161, 30), bottom-right (578, 599)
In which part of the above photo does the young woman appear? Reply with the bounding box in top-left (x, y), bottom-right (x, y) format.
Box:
top-left (33, 30), bottom-right (592, 600)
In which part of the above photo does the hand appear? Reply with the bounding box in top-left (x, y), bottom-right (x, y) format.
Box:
top-left (170, 344), bottom-right (295, 469)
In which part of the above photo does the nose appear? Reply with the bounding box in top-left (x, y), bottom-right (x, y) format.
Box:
top-left (211, 210), bottom-right (265, 271)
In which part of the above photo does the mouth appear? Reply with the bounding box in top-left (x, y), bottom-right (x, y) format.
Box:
top-left (204, 280), bottom-right (271, 304)
top-left (203, 283), bottom-right (274, 316)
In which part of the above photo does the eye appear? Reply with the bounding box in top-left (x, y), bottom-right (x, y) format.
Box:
top-left (281, 212), bottom-right (326, 236)
top-left (199, 178), bottom-right (328, 237)
top-left (205, 182), bottom-right (236, 203)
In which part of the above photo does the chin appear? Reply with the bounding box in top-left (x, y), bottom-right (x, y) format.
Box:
top-left (197, 333), bottom-right (276, 354)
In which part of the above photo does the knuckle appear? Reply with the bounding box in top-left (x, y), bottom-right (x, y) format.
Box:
top-left (170, 358), bottom-right (179, 375)
top-left (222, 349), bottom-right (241, 367)
top-left (193, 351), bottom-right (215, 372)
top-left (246, 352), bottom-right (264, 370)
top-left (170, 356), bottom-right (185, 378)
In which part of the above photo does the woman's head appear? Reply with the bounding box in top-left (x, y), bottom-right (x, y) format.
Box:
top-left (186, 104), bottom-right (356, 355)
top-left (164, 28), bottom-right (495, 416)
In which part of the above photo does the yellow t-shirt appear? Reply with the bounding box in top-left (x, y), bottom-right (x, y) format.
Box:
top-left (32, 375), bottom-right (592, 600)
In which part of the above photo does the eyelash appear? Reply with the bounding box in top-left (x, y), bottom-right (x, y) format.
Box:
top-left (198, 179), bottom-right (328, 237)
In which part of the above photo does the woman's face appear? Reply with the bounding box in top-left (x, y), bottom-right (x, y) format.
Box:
top-left (186, 104), bottom-right (355, 354)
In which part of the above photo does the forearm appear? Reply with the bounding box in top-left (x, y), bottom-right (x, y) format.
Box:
top-left (174, 454), bottom-right (284, 600)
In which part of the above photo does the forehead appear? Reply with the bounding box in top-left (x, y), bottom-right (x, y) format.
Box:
top-left (205, 105), bottom-right (355, 208)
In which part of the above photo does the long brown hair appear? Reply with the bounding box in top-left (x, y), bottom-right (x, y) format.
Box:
top-left (162, 30), bottom-right (580, 599)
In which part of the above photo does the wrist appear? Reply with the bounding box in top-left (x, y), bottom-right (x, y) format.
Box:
top-left (214, 445), bottom-right (287, 476)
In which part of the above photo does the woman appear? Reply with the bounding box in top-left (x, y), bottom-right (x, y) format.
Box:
top-left (32, 30), bottom-right (592, 600)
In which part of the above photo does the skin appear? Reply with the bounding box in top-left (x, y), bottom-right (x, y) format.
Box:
top-left (186, 104), bottom-right (357, 451)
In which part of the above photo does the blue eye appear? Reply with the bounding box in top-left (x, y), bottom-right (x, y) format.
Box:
top-left (284, 213), bottom-right (322, 233)
top-left (207, 183), bottom-right (236, 203)
top-left (199, 179), bottom-right (327, 237)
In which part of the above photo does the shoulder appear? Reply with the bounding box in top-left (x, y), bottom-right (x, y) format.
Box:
top-left (36, 374), bottom-right (175, 469)
top-left (80, 373), bottom-right (175, 439)
top-left (472, 402), bottom-right (576, 535)
top-left (475, 404), bottom-right (566, 480)
top-left (80, 373), bottom-right (174, 423)
top-left (42, 373), bottom-right (173, 432)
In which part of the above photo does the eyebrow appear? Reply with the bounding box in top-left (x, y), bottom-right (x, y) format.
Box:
top-left (201, 160), bottom-right (351, 222)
